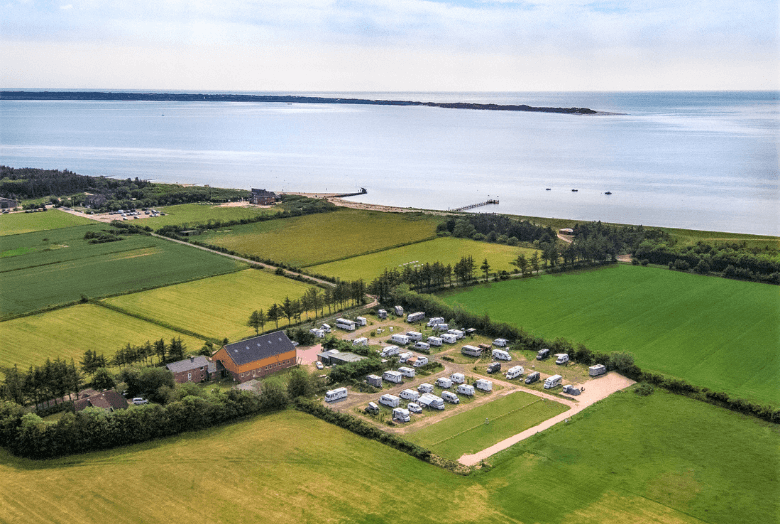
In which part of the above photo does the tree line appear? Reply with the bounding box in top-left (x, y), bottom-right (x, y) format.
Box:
top-left (437, 215), bottom-right (556, 245)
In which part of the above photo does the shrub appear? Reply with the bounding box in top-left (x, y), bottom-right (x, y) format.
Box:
top-left (634, 383), bottom-right (654, 396)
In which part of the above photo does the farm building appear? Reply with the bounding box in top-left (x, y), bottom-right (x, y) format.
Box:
top-left (73, 390), bottom-right (128, 413)
top-left (366, 374), bottom-right (383, 387)
top-left (166, 356), bottom-right (218, 384)
top-left (0, 197), bottom-right (19, 209)
top-left (213, 331), bottom-right (297, 383)
top-left (318, 349), bottom-right (366, 366)
top-left (249, 188), bottom-right (279, 205)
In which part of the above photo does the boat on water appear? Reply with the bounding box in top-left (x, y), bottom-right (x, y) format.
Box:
top-left (545, 188), bottom-right (551, 191)
top-left (571, 189), bottom-right (578, 192)
top-left (604, 191), bottom-right (612, 195)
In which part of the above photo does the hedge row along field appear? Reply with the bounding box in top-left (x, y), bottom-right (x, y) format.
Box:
top-left (441, 264), bottom-right (780, 405)
top-left (142, 202), bottom-right (283, 228)
top-left (198, 208), bottom-right (441, 267)
top-left (0, 224), bottom-right (245, 318)
top-left (0, 209), bottom-right (94, 236)
top-left (103, 269), bottom-right (318, 342)
top-left (308, 236), bottom-right (538, 282)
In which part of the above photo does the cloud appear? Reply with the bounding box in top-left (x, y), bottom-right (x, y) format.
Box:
top-left (60, 4), bottom-right (73, 10)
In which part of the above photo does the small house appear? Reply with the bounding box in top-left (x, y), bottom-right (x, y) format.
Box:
top-left (166, 356), bottom-right (218, 384)
top-left (74, 390), bottom-right (128, 413)
top-left (249, 188), bottom-right (278, 205)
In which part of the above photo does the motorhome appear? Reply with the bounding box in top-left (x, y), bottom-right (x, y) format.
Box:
top-left (365, 402), bottom-right (379, 414)
top-left (366, 374), bottom-right (382, 388)
top-left (461, 345), bottom-right (482, 358)
top-left (399, 389), bottom-right (420, 401)
top-left (355, 316), bottom-right (367, 326)
top-left (436, 377), bottom-right (453, 389)
top-left (589, 364), bottom-right (607, 377)
top-left (448, 329), bottom-right (465, 340)
top-left (394, 305), bottom-right (404, 316)
top-left (493, 338), bottom-right (508, 347)
top-left (321, 323), bottom-right (331, 333)
top-left (456, 384), bottom-right (475, 396)
top-left (325, 387), bottom-right (348, 402)
top-left (441, 333), bottom-right (457, 344)
top-left (537, 348), bottom-right (550, 360)
top-left (427, 336), bottom-right (443, 347)
top-left (398, 366), bottom-right (416, 378)
top-left (555, 353), bottom-right (570, 365)
top-left (413, 356), bottom-right (428, 367)
top-left (450, 373), bottom-right (465, 384)
top-left (407, 312), bottom-right (425, 323)
top-left (427, 317), bottom-right (445, 327)
top-left (382, 370), bottom-right (404, 384)
top-left (379, 394), bottom-right (401, 408)
top-left (380, 345), bottom-right (400, 358)
top-left (475, 379), bottom-right (493, 392)
top-left (398, 352), bottom-right (413, 363)
top-left (505, 365), bottom-right (524, 380)
top-left (392, 408), bottom-right (411, 423)
top-left (352, 337), bottom-right (368, 346)
top-left (309, 328), bottom-right (325, 338)
top-left (563, 384), bottom-right (581, 396)
top-left (378, 309), bottom-right (388, 319)
top-left (335, 318), bottom-right (356, 331)
top-left (487, 362), bottom-right (501, 374)
top-left (407, 402), bottom-right (422, 414)
top-left (391, 334), bottom-right (410, 345)
top-left (406, 331), bottom-right (423, 341)
top-left (441, 391), bottom-right (460, 404)
top-left (418, 393), bottom-right (445, 410)
top-left (525, 371), bottom-right (540, 384)
top-left (544, 374), bottom-right (563, 389)
top-left (413, 341), bottom-right (430, 352)
top-left (432, 323), bottom-right (449, 332)
top-left (492, 349), bottom-right (511, 361)
top-left (418, 383), bottom-right (434, 394)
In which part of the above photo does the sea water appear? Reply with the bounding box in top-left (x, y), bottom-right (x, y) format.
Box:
top-left (1, 91), bottom-right (777, 235)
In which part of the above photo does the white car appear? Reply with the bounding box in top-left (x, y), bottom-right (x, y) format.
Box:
top-left (407, 402), bottom-right (422, 414)
top-left (315, 361), bottom-right (324, 370)
top-left (132, 397), bottom-right (148, 405)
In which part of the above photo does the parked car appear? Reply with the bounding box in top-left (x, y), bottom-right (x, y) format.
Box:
top-left (132, 397), bottom-right (148, 405)
top-left (407, 402), bottom-right (422, 414)
top-left (315, 361), bottom-right (324, 370)
top-left (486, 362), bottom-right (501, 374)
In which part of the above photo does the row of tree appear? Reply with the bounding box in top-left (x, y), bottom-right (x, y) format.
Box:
top-left (0, 359), bottom-right (81, 408)
top-left (437, 215), bottom-right (556, 245)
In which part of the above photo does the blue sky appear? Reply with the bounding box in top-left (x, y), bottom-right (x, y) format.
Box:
top-left (1, 0), bottom-right (777, 90)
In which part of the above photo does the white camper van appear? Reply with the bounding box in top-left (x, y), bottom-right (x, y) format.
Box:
top-left (392, 408), bottom-right (411, 423)
top-left (399, 352), bottom-right (413, 363)
top-left (355, 316), bottom-right (367, 326)
top-left (555, 353), bottom-right (570, 365)
top-left (382, 370), bottom-right (403, 384)
top-left (436, 377), bottom-right (453, 389)
top-left (448, 329), bottom-right (465, 340)
top-left (399, 389), bottom-right (420, 401)
top-left (493, 338), bottom-right (508, 347)
top-left (379, 394), bottom-right (401, 408)
top-left (427, 317), bottom-right (444, 327)
top-left (450, 373), bottom-right (465, 384)
top-left (413, 341), bottom-right (430, 352)
top-left (427, 336), bottom-right (443, 347)
top-left (492, 349), bottom-right (512, 361)
top-left (335, 318), bottom-right (356, 331)
top-left (309, 328), bottom-right (325, 338)
top-left (378, 309), bottom-right (388, 319)
top-left (505, 365), bottom-right (524, 380)
top-left (432, 323), bottom-right (449, 332)
top-left (456, 384), bottom-right (475, 396)
top-left (461, 345), bottom-right (482, 358)
top-left (544, 374), bottom-right (563, 389)
top-left (406, 331), bottom-right (423, 341)
top-left (398, 366), bottom-right (416, 378)
top-left (441, 391), bottom-right (460, 404)
top-left (407, 312), bottom-right (425, 323)
top-left (352, 337), bottom-right (368, 346)
top-left (475, 379), bottom-right (493, 392)
top-left (418, 393), bottom-right (445, 410)
top-left (380, 345), bottom-right (400, 358)
top-left (325, 387), bottom-right (348, 402)
top-left (413, 356), bottom-right (429, 367)
top-left (391, 334), bottom-right (410, 345)
top-left (417, 383), bottom-right (434, 394)
top-left (394, 305), bottom-right (404, 316)
top-left (589, 364), bottom-right (607, 377)
top-left (366, 375), bottom-right (382, 387)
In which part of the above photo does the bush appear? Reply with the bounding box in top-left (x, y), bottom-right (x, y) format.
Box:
top-left (634, 383), bottom-right (654, 396)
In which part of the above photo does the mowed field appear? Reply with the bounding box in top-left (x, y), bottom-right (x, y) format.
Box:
top-left (199, 208), bottom-right (441, 267)
top-left (442, 265), bottom-right (780, 405)
top-left (0, 390), bottom-right (776, 523)
top-left (103, 269), bottom-right (318, 342)
top-left (308, 236), bottom-right (537, 282)
top-left (0, 209), bottom-right (95, 236)
top-left (142, 202), bottom-right (282, 228)
top-left (0, 224), bottom-right (245, 317)
top-left (406, 391), bottom-right (568, 460)
top-left (0, 304), bottom-right (205, 370)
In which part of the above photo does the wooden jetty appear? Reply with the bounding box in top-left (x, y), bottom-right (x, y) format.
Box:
top-left (454, 199), bottom-right (499, 211)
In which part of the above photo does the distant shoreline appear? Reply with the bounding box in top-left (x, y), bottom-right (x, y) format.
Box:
top-left (0, 91), bottom-right (601, 115)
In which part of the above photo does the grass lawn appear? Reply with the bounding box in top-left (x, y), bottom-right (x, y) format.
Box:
top-left (0, 304), bottom-right (205, 370)
top-left (0, 209), bottom-right (95, 236)
top-left (308, 236), bottom-right (537, 282)
top-left (442, 264), bottom-right (780, 406)
top-left (0, 225), bottom-right (245, 318)
top-left (199, 208), bottom-right (441, 268)
top-left (144, 202), bottom-right (282, 228)
top-left (103, 269), bottom-right (318, 342)
top-left (406, 391), bottom-right (568, 460)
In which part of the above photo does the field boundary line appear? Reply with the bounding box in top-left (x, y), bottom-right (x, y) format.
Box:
top-left (0, 241), bottom-right (163, 274)
top-left (92, 301), bottom-right (213, 342)
top-left (300, 235), bottom-right (439, 268)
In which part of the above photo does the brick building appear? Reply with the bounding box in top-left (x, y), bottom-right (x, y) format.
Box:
top-left (166, 356), bottom-right (218, 384)
top-left (213, 331), bottom-right (297, 383)
top-left (249, 188), bottom-right (278, 205)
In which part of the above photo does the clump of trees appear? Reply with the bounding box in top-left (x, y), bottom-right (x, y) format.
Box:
top-left (437, 215), bottom-right (555, 245)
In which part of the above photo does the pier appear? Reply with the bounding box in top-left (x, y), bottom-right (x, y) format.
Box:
top-left (454, 199), bottom-right (499, 212)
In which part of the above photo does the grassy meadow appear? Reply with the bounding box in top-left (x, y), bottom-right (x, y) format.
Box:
top-left (199, 208), bottom-right (441, 267)
top-left (0, 304), bottom-right (205, 370)
top-left (407, 391), bottom-right (569, 460)
top-left (308, 236), bottom-right (537, 281)
top-left (0, 225), bottom-right (245, 318)
top-left (0, 209), bottom-right (95, 236)
top-left (442, 264), bottom-right (780, 405)
top-left (143, 202), bottom-right (282, 228)
top-left (103, 269), bottom-right (318, 342)
top-left (0, 389), bottom-right (776, 523)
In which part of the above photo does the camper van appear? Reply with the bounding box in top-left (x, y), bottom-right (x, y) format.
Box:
top-left (544, 374), bottom-right (563, 389)
top-left (418, 383), bottom-right (434, 394)
top-left (406, 331), bottom-right (423, 341)
top-left (441, 391), bottom-right (460, 404)
top-left (382, 370), bottom-right (403, 384)
top-left (398, 366), bottom-right (416, 378)
top-left (325, 387), bottom-right (348, 402)
top-left (525, 371), bottom-right (540, 384)
top-left (391, 334), bottom-right (410, 345)
top-left (456, 384), bottom-right (475, 396)
top-left (407, 402), bottom-right (422, 414)
top-left (365, 402), bottom-right (379, 414)
top-left (537, 348), bottom-right (550, 360)
top-left (380, 345), bottom-right (400, 358)
top-left (398, 352), bottom-right (413, 363)
top-left (335, 318), bottom-right (356, 331)
top-left (475, 379), bottom-right (493, 392)
top-left (486, 362), bottom-right (501, 374)
top-left (309, 328), bottom-right (325, 338)
top-left (413, 341), bottom-right (430, 352)
top-left (427, 317), bottom-right (445, 327)
top-left (379, 394), bottom-right (401, 408)
top-left (441, 333), bottom-right (457, 344)
top-left (450, 373), bottom-right (465, 384)
top-left (563, 384), bottom-right (581, 396)
top-left (413, 356), bottom-right (428, 367)
top-left (432, 323), bottom-right (449, 332)
top-left (394, 305), bottom-right (404, 316)
top-left (366, 374), bottom-right (382, 387)
top-left (400, 389), bottom-right (420, 401)
top-left (355, 316), bottom-right (367, 326)
top-left (378, 309), bottom-right (388, 319)
top-left (427, 336), bottom-right (443, 347)
top-left (407, 312), bottom-right (425, 323)
top-left (352, 337), bottom-right (368, 346)
top-left (492, 349), bottom-right (512, 361)
top-left (589, 364), bottom-right (607, 377)
top-left (493, 338), bottom-right (508, 347)
top-left (448, 329), bottom-right (465, 340)
top-left (555, 353), bottom-right (570, 365)
top-left (321, 323), bottom-right (332, 333)
top-left (505, 365), bottom-right (524, 380)
top-left (461, 345), bottom-right (482, 358)
top-left (436, 377), bottom-right (453, 389)
top-left (418, 393), bottom-right (445, 410)
top-left (392, 408), bottom-right (411, 423)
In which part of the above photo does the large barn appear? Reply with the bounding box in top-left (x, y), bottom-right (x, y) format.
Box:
top-left (213, 331), bottom-right (297, 383)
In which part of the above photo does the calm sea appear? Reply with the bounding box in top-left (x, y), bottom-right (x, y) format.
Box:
top-left (1, 91), bottom-right (777, 235)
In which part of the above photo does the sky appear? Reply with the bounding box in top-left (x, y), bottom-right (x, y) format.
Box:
top-left (1, 0), bottom-right (778, 91)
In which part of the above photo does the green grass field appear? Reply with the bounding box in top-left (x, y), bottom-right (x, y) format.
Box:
top-left (0, 304), bottom-right (205, 370)
top-left (308, 236), bottom-right (537, 281)
top-left (199, 208), bottom-right (441, 267)
top-left (142, 202), bottom-right (282, 228)
top-left (103, 269), bottom-right (318, 342)
top-left (0, 209), bottom-right (95, 236)
top-left (442, 264), bottom-right (780, 405)
top-left (0, 389), bottom-right (776, 523)
top-left (407, 391), bottom-right (568, 460)
top-left (0, 225), bottom-right (245, 318)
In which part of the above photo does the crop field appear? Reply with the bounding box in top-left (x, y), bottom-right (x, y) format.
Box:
top-left (308, 237), bottom-right (538, 282)
top-left (103, 269), bottom-right (318, 342)
top-left (0, 209), bottom-right (94, 236)
top-left (406, 391), bottom-right (568, 460)
top-left (0, 304), bottom-right (205, 370)
top-left (0, 390), bottom-right (776, 523)
top-left (0, 225), bottom-right (245, 318)
top-left (143, 203), bottom-right (282, 228)
top-left (198, 208), bottom-right (441, 267)
top-left (442, 264), bottom-right (780, 405)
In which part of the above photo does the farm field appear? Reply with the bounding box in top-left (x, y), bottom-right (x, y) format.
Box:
top-left (198, 208), bottom-right (441, 267)
top-left (103, 269), bottom-right (318, 342)
top-left (143, 202), bottom-right (282, 228)
top-left (0, 304), bottom-right (205, 370)
top-left (406, 391), bottom-right (568, 460)
top-left (442, 264), bottom-right (780, 405)
top-left (0, 209), bottom-right (94, 236)
top-left (0, 390), bottom-right (776, 523)
top-left (0, 225), bottom-right (245, 318)
top-left (308, 236), bottom-right (537, 282)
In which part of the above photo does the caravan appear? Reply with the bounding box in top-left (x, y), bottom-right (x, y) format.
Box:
top-left (352, 337), bottom-right (368, 346)
top-left (378, 309), bottom-right (388, 319)
top-left (492, 349), bottom-right (512, 361)
top-left (380, 345), bottom-right (400, 358)
top-left (427, 336), bottom-right (443, 347)
top-left (450, 373), bottom-right (465, 384)
top-left (505, 366), bottom-right (524, 380)
top-left (391, 334), bottom-right (410, 345)
top-left (335, 318), bottom-right (356, 331)
top-left (441, 391), bottom-right (459, 404)
top-left (398, 366), bottom-right (416, 378)
top-left (394, 305), bottom-right (404, 316)
top-left (355, 316), bottom-right (367, 326)
top-left (555, 353), bottom-right (570, 365)
top-left (589, 364), bottom-right (607, 377)
top-left (399, 389), bottom-right (420, 401)
top-left (325, 387), bottom-right (348, 402)
top-left (406, 331), bottom-right (423, 341)
top-left (366, 374), bottom-right (382, 388)
top-left (413, 356), bottom-right (428, 367)
top-left (309, 328), bottom-right (325, 338)
top-left (417, 383), bottom-right (434, 394)
top-left (413, 341), bottom-right (430, 352)
top-left (432, 323), bottom-right (449, 332)
top-left (427, 317), bottom-right (445, 327)
top-left (456, 384), bottom-right (475, 396)
top-left (418, 393), bottom-right (445, 410)
top-left (461, 345), bottom-right (482, 358)
top-left (379, 394), bottom-right (401, 408)
top-left (398, 352), bottom-right (413, 363)
top-left (448, 329), bottom-right (465, 340)
top-left (493, 338), bottom-right (508, 347)
top-left (382, 370), bottom-right (404, 384)
top-left (544, 374), bottom-right (563, 389)
top-left (475, 379), bottom-right (493, 392)
top-left (392, 408), bottom-right (411, 423)
top-left (407, 312), bottom-right (425, 323)
top-left (441, 333), bottom-right (457, 344)
top-left (436, 377), bottom-right (453, 389)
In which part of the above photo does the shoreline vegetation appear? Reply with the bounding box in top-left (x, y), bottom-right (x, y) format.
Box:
top-left (0, 91), bottom-right (600, 115)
